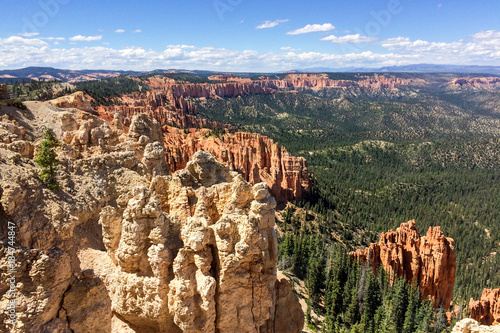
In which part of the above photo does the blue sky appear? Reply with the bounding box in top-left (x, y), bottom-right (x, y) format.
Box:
top-left (0, 0), bottom-right (499, 71)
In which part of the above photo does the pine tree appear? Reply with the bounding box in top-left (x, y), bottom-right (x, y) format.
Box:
top-left (402, 283), bottom-right (420, 333)
top-left (433, 306), bottom-right (447, 333)
top-left (35, 129), bottom-right (60, 190)
top-left (391, 278), bottom-right (409, 332)
top-left (415, 300), bottom-right (433, 333)
top-left (361, 270), bottom-right (381, 333)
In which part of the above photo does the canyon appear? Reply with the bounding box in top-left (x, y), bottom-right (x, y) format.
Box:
top-left (351, 220), bottom-right (457, 309)
top-left (162, 127), bottom-right (311, 202)
top-left (0, 99), bottom-right (304, 332)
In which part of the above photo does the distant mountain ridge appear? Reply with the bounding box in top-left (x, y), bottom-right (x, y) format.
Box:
top-left (1, 64), bottom-right (500, 83)
top-left (299, 64), bottom-right (500, 75)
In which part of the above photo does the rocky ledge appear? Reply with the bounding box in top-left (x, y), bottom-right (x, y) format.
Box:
top-left (0, 101), bottom-right (303, 333)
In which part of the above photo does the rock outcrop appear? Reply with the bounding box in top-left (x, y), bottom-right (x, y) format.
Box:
top-left (351, 220), bottom-right (456, 309)
top-left (49, 91), bottom-right (93, 112)
top-left (0, 102), bottom-right (303, 332)
top-left (469, 289), bottom-right (500, 326)
top-left (452, 319), bottom-right (500, 333)
top-left (163, 127), bottom-right (312, 202)
top-left (449, 77), bottom-right (500, 91)
top-left (0, 84), bottom-right (9, 99)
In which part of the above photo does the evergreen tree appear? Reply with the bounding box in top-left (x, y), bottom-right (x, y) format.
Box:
top-left (402, 283), bottom-right (420, 333)
top-left (35, 129), bottom-right (60, 190)
top-left (433, 306), bottom-right (447, 333)
top-left (415, 300), bottom-right (434, 333)
top-left (360, 270), bottom-right (381, 333)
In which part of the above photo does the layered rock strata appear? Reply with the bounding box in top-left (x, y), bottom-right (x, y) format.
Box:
top-left (469, 289), bottom-right (500, 326)
top-left (351, 220), bottom-right (456, 308)
top-left (0, 101), bottom-right (303, 332)
top-left (163, 127), bottom-right (312, 202)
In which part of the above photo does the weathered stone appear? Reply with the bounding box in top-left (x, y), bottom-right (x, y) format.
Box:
top-left (470, 289), bottom-right (500, 326)
top-left (351, 220), bottom-right (456, 308)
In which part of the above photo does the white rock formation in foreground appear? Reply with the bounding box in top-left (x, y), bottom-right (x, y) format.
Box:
top-left (0, 99), bottom-right (304, 332)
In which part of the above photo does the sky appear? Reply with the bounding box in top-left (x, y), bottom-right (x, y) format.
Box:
top-left (0, 0), bottom-right (499, 72)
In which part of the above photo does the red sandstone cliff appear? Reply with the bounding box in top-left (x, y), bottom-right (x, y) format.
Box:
top-left (263, 73), bottom-right (426, 90)
top-left (469, 288), bottom-right (500, 326)
top-left (351, 220), bottom-right (456, 309)
top-left (449, 77), bottom-right (500, 91)
top-left (162, 127), bottom-right (312, 202)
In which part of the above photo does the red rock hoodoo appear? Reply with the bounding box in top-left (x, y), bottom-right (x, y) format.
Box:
top-left (351, 220), bottom-right (456, 309)
top-left (469, 288), bottom-right (500, 326)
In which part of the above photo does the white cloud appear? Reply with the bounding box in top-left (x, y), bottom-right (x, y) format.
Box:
top-left (69, 35), bottom-right (102, 42)
top-left (281, 46), bottom-right (301, 51)
top-left (1, 36), bottom-right (48, 47)
top-left (132, 29), bottom-right (142, 33)
top-left (165, 44), bottom-right (197, 49)
top-left (287, 23), bottom-right (335, 35)
top-left (41, 37), bottom-right (65, 41)
top-left (115, 29), bottom-right (125, 33)
top-left (18, 32), bottom-right (40, 37)
top-left (255, 19), bottom-right (288, 29)
top-left (1, 30), bottom-right (500, 72)
top-left (321, 34), bottom-right (378, 44)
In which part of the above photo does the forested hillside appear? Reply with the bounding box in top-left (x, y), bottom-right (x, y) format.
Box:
top-left (196, 75), bottom-right (500, 305)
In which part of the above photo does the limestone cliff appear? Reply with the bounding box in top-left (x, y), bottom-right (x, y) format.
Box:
top-left (163, 127), bottom-right (312, 202)
top-left (0, 101), bottom-right (304, 332)
top-left (452, 319), bottom-right (500, 333)
top-left (469, 288), bottom-right (500, 326)
top-left (351, 220), bottom-right (456, 309)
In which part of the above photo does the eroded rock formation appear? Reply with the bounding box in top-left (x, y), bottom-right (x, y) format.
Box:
top-left (351, 220), bottom-right (456, 308)
top-left (49, 91), bottom-right (93, 112)
top-left (449, 77), bottom-right (500, 91)
top-left (163, 127), bottom-right (312, 202)
top-left (0, 102), bottom-right (303, 332)
top-left (469, 289), bottom-right (500, 326)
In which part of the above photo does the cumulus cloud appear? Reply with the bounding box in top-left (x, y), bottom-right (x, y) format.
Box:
top-left (1, 30), bottom-right (500, 72)
top-left (255, 19), bottom-right (288, 29)
top-left (69, 35), bottom-right (102, 42)
top-left (1, 36), bottom-right (48, 47)
top-left (379, 31), bottom-right (500, 64)
top-left (115, 29), bottom-right (125, 33)
top-left (287, 23), bottom-right (335, 35)
top-left (281, 46), bottom-right (301, 51)
top-left (321, 34), bottom-right (378, 44)
top-left (132, 29), bottom-right (142, 33)
top-left (18, 32), bottom-right (40, 37)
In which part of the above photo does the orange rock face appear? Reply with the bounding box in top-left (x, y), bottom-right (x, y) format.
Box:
top-left (469, 288), bottom-right (500, 326)
top-left (162, 127), bottom-right (312, 202)
top-left (450, 77), bottom-right (500, 91)
top-left (351, 220), bottom-right (456, 309)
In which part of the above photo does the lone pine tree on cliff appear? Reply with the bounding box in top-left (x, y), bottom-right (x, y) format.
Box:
top-left (35, 129), bottom-right (60, 190)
